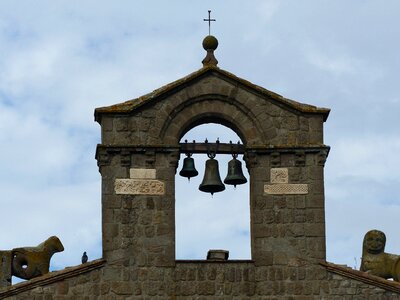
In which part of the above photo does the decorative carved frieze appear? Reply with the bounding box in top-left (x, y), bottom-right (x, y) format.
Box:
top-left (264, 184), bottom-right (308, 195)
top-left (115, 179), bottom-right (165, 195)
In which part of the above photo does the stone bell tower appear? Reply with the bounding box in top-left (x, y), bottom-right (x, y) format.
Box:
top-left (95, 30), bottom-right (330, 282)
top-left (3, 32), bottom-right (400, 299)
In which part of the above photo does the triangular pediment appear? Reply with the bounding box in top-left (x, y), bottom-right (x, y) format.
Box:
top-left (95, 66), bottom-right (330, 123)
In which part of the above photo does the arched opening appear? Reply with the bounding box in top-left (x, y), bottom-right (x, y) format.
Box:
top-left (175, 123), bottom-right (251, 260)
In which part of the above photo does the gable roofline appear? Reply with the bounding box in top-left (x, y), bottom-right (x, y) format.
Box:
top-left (94, 65), bottom-right (330, 123)
top-left (321, 261), bottom-right (400, 294)
top-left (0, 259), bottom-right (106, 298)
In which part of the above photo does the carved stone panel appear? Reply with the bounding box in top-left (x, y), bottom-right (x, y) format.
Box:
top-left (270, 168), bottom-right (289, 184)
top-left (264, 184), bottom-right (308, 195)
top-left (115, 179), bottom-right (165, 195)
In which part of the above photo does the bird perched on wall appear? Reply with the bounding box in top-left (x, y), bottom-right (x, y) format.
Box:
top-left (81, 251), bottom-right (88, 264)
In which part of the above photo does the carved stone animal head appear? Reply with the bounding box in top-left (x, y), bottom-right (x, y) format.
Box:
top-left (44, 236), bottom-right (64, 254)
top-left (363, 230), bottom-right (386, 255)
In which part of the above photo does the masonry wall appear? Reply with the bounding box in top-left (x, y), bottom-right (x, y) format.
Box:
top-left (5, 263), bottom-right (399, 299)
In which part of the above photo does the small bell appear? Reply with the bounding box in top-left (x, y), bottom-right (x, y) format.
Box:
top-left (179, 155), bottom-right (198, 181)
top-left (199, 157), bottom-right (225, 195)
top-left (224, 155), bottom-right (247, 188)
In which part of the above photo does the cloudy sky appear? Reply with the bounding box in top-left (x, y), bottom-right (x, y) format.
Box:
top-left (1, 0), bottom-right (400, 280)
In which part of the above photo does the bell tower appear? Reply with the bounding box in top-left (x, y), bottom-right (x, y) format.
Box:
top-left (95, 34), bottom-right (330, 269)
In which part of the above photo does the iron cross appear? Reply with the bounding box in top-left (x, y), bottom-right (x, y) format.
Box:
top-left (203, 10), bottom-right (216, 35)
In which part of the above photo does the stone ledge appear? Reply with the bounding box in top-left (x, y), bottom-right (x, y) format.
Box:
top-left (321, 261), bottom-right (400, 294)
top-left (96, 144), bottom-right (330, 155)
top-left (176, 259), bottom-right (254, 264)
top-left (0, 259), bottom-right (106, 298)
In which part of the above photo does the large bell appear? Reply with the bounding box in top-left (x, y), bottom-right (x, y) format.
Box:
top-left (199, 158), bottom-right (225, 195)
top-left (224, 157), bottom-right (247, 187)
top-left (179, 156), bottom-right (198, 180)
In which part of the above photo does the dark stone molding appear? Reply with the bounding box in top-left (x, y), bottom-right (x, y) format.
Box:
top-left (95, 145), bottom-right (180, 162)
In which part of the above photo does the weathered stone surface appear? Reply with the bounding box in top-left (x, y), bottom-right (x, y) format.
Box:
top-left (115, 179), bottom-right (165, 195)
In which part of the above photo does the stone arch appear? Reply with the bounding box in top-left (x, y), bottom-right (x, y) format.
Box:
top-left (160, 94), bottom-right (266, 146)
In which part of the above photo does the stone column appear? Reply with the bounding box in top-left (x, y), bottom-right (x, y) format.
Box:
top-left (249, 150), bottom-right (327, 267)
top-left (98, 147), bottom-right (178, 267)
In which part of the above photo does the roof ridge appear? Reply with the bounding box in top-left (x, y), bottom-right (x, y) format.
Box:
top-left (94, 66), bottom-right (330, 122)
top-left (321, 261), bottom-right (400, 294)
top-left (0, 259), bottom-right (106, 299)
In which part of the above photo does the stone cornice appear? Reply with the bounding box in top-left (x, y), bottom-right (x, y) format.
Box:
top-left (95, 143), bottom-right (330, 154)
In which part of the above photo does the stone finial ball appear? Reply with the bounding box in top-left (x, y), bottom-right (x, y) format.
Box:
top-left (202, 35), bottom-right (218, 50)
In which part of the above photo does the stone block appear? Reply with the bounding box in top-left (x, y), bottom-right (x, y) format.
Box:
top-left (306, 193), bottom-right (324, 208)
top-left (103, 196), bottom-right (122, 209)
top-left (57, 281), bottom-right (69, 295)
top-left (305, 224), bottom-right (325, 237)
top-left (114, 118), bottom-right (129, 131)
top-left (242, 282), bottom-right (256, 296)
top-left (254, 251), bottom-right (273, 266)
top-left (197, 281), bottom-right (215, 295)
top-left (274, 252), bottom-right (288, 265)
top-left (270, 168), bottom-right (288, 183)
top-left (111, 281), bottom-right (134, 295)
top-left (130, 168), bottom-right (156, 179)
top-left (102, 117), bottom-right (113, 131)
top-left (100, 282), bottom-right (110, 295)
top-left (178, 282), bottom-right (196, 296)
top-left (104, 223), bottom-right (119, 238)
